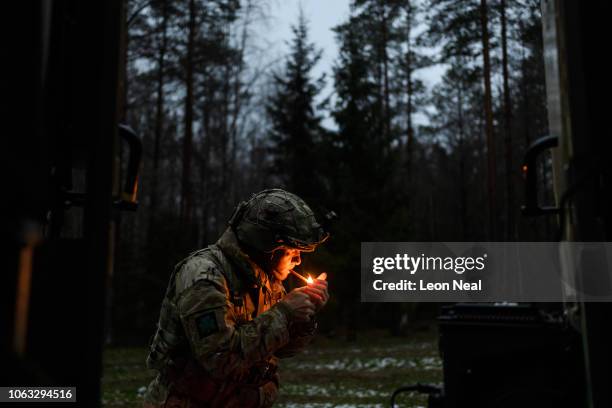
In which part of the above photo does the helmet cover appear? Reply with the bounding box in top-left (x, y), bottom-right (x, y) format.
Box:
top-left (229, 189), bottom-right (329, 253)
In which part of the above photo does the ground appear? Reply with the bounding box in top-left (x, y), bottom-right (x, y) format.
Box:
top-left (102, 328), bottom-right (441, 408)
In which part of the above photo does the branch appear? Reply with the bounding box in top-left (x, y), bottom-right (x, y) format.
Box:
top-left (128, 0), bottom-right (153, 27)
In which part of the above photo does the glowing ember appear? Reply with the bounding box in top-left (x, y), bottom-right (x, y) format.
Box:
top-left (307, 275), bottom-right (314, 284)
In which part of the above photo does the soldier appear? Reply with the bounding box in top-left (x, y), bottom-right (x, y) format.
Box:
top-left (143, 189), bottom-right (330, 408)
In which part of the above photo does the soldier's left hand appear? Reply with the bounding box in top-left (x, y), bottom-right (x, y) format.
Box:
top-left (304, 278), bottom-right (329, 311)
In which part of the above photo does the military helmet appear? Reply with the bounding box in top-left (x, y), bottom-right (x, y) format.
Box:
top-left (229, 189), bottom-right (329, 253)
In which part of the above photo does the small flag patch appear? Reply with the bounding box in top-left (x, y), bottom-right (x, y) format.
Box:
top-left (195, 311), bottom-right (219, 338)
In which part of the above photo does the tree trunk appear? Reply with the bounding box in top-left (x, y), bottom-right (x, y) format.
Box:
top-left (201, 71), bottom-right (215, 243)
top-left (119, 0), bottom-right (129, 123)
top-left (479, 0), bottom-right (497, 240)
top-left (149, 0), bottom-right (168, 233)
top-left (221, 50), bottom-right (230, 218)
top-left (228, 0), bottom-right (254, 208)
top-left (405, 2), bottom-right (414, 176)
top-left (457, 80), bottom-right (468, 239)
top-left (520, 34), bottom-right (531, 148)
top-left (180, 0), bottom-right (195, 226)
top-left (500, 0), bottom-right (515, 240)
top-left (380, 4), bottom-right (391, 147)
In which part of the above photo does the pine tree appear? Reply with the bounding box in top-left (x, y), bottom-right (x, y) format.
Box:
top-left (180, 0), bottom-right (196, 226)
top-left (424, 60), bottom-right (488, 240)
top-left (267, 11), bottom-right (325, 202)
top-left (479, 0), bottom-right (497, 240)
top-left (332, 12), bottom-right (390, 213)
top-left (500, 0), bottom-right (515, 240)
top-left (423, 0), bottom-right (499, 239)
top-left (393, 0), bottom-right (431, 178)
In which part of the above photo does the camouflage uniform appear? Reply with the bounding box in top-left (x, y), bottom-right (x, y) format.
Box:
top-left (143, 189), bottom-right (328, 408)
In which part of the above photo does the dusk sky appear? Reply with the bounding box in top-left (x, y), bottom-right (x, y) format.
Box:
top-left (258, 0), bottom-right (446, 129)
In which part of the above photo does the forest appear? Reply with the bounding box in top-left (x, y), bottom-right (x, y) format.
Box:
top-left (112, 0), bottom-right (551, 344)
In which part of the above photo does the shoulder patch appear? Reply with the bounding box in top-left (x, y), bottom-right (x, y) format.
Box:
top-left (195, 311), bottom-right (219, 339)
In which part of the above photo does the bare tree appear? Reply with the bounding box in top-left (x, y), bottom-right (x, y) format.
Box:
top-left (500, 0), bottom-right (515, 240)
top-left (479, 0), bottom-right (497, 240)
top-left (150, 0), bottom-right (170, 231)
top-left (180, 0), bottom-right (196, 226)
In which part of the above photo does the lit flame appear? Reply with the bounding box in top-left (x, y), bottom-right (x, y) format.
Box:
top-left (307, 275), bottom-right (313, 284)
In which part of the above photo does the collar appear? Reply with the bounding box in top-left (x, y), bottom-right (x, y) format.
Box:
top-left (216, 227), bottom-right (271, 289)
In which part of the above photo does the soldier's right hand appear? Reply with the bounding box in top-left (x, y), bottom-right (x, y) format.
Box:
top-left (280, 288), bottom-right (316, 322)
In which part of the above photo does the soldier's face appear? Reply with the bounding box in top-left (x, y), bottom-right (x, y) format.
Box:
top-left (270, 247), bottom-right (302, 280)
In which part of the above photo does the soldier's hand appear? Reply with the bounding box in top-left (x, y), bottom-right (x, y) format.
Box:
top-left (280, 288), bottom-right (316, 322)
top-left (303, 277), bottom-right (329, 311)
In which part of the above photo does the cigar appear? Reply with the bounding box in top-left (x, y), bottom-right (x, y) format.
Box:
top-left (289, 269), bottom-right (309, 284)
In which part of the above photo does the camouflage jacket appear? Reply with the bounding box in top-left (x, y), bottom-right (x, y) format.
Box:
top-left (143, 228), bottom-right (316, 406)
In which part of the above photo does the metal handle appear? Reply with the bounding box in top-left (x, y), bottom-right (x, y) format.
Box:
top-left (521, 135), bottom-right (559, 217)
top-left (114, 124), bottom-right (142, 211)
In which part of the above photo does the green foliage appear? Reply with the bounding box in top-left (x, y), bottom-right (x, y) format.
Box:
top-left (421, 0), bottom-right (489, 62)
top-left (266, 11), bottom-right (326, 203)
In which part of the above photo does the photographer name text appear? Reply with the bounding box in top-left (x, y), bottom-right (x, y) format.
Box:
top-left (372, 279), bottom-right (482, 291)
